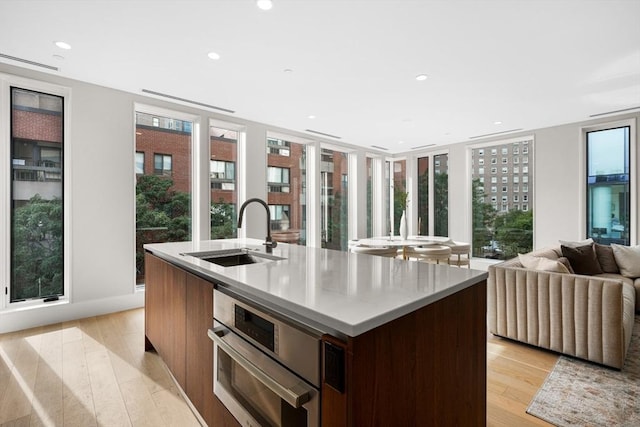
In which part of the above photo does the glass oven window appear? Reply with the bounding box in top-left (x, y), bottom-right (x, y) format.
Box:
top-left (217, 348), bottom-right (308, 427)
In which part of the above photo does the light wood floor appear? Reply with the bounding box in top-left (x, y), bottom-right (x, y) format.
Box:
top-left (0, 308), bottom-right (558, 426)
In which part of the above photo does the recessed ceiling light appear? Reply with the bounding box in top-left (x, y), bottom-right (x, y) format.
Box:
top-left (55, 41), bottom-right (71, 50)
top-left (494, 121), bottom-right (503, 125)
top-left (256, 0), bottom-right (273, 10)
top-left (207, 51), bottom-right (221, 60)
top-left (415, 74), bottom-right (428, 81)
top-left (307, 115), bottom-right (316, 119)
top-left (283, 68), bottom-right (293, 73)
top-left (398, 140), bottom-right (405, 144)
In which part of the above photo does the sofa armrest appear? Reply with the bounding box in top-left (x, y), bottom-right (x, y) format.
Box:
top-left (488, 264), bottom-right (629, 369)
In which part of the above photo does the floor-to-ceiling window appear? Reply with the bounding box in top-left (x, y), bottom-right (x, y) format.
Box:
top-left (135, 110), bottom-right (193, 284)
top-left (384, 161), bottom-right (391, 236)
top-left (10, 87), bottom-right (64, 302)
top-left (417, 153), bottom-right (448, 237)
top-left (321, 147), bottom-right (348, 250)
top-left (366, 156), bottom-right (373, 237)
top-left (266, 135), bottom-right (306, 245)
top-left (434, 153), bottom-right (449, 236)
top-left (470, 138), bottom-right (533, 259)
top-left (586, 125), bottom-right (631, 245)
top-left (210, 125), bottom-right (238, 239)
top-left (417, 156), bottom-right (429, 235)
top-left (392, 159), bottom-right (407, 235)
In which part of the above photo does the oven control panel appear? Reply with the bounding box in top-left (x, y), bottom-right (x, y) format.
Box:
top-left (234, 304), bottom-right (275, 352)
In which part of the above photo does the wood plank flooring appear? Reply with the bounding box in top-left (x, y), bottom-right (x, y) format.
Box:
top-left (0, 308), bottom-right (558, 426)
top-left (0, 309), bottom-right (199, 427)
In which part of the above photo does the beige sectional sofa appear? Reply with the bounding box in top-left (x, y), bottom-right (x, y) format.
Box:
top-left (488, 246), bottom-right (638, 369)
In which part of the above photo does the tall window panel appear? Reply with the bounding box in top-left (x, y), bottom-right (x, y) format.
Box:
top-left (417, 156), bottom-right (429, 235)
top-left (210, 125), bottom-right (238, 239)
top-left (384, 161), bottom-right (391, 235)
top-left (135, 111), bottom-right (192, 285)
top-left (392, 160), bottom-right (407, 234)
top-left (471, 138), bottom-right (533, 259)
top-left (10, 87), bottom-right (64, 302)
top-left (366, 157), bottom-right (373, 237)
top-left (266, 136), bottom-right (306, 245)
top-left (434, 154), bottom-right (449, 236)
top-left (321, 148), bottom-right (348, 250)
top-left (586, 126), bottom-right (630, 245)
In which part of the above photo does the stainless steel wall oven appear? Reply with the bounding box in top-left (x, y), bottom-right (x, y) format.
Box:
top-left (208, 289), bottom-right (321, 427)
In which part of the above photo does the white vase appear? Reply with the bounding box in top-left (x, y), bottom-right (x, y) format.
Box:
top-left (399, 210), bottom-right (408, 239)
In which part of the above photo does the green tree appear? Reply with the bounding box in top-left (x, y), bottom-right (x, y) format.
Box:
top-left (393, 184), bottom-right (408, 233)
top-left (211, 199), bottom-right (236, 239)
top-left (12, 195), bottom-right (63, 300)
top-left (136, 175), bottom-right (190, 278)
top-left (417, 170), bottom-right (429, 235)
top-left (434, 172), bottom-right (448, 236)
top-left (494, 209), bottom-right (533, 259)
top-left (471, 179), bottom-right (497, 257)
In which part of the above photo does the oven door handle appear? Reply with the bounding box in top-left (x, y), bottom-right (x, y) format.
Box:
top-left (208, 327), bottom-right (312, 408)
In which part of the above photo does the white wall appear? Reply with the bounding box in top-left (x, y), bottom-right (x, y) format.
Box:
top-left (0, 61), bottom-right (638, 333)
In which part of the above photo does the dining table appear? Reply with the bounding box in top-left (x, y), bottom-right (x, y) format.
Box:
top-left (353, 235), bottom-right (451, 259)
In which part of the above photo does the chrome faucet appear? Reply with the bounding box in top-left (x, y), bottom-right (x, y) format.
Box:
top-left (237, 198), bottom-right (278, 253)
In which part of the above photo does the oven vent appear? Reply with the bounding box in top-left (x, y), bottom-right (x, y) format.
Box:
top-left (305, 129), bottom-right (342, 139)
top-left (590, 106), bottom-right (640, 117)
top-left (0, 53), bottom-right (58, 71)
top-left (141, 89), bottom-right (235, 113)
top-left (469, 128), bottom-right (523, 139)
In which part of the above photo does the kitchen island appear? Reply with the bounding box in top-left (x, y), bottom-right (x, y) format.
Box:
top-left (144, 238), bottom-right (488, 426)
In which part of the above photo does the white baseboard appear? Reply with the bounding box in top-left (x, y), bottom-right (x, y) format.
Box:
top-left (0, 291), bottom-right (145, 334)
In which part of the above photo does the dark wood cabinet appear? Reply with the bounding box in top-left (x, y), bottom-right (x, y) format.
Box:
top-left (144, 253), bottom-right (186, 387)
top-left (184, 272), bottom-right (216, 424)
top-left (321, 281), bottom-right (487, 426)
top-left (147, 252), bottom-right (486, 427)
top-left (145, 253), bottom-right (239, 427)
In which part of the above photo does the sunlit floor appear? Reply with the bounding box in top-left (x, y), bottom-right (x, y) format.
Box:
top-left (1, 307), bottom-right (557, 426)
top-left (0, 309), bottom-right (200, 426)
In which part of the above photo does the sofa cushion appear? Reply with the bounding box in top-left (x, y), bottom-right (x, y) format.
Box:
top-left (611, 244), bottom-right (640, 278)
top-left (559, 238), bottom-right (594, 248)
top-left (557, 256), bottom-right (575, 274)
top-left (595, 243), bottom-right (620, 274)
top-left (561, 243), bottom-right (603, 275)
top-left (518, 253), bottom-right (570, 273)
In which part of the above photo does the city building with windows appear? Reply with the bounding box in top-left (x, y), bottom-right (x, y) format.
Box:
top-left (471, 138), bottom-right (533, 213)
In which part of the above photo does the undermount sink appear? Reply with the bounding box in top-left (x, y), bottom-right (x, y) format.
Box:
top-left (181, 248), bottom-right (285, 267)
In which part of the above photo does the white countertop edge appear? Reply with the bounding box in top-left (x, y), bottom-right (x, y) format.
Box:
top-left (144, 241), bottom-right (488, 337)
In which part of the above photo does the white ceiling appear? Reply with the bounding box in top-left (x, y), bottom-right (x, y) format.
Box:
top-left (1, 0), bottom-right (639, 153)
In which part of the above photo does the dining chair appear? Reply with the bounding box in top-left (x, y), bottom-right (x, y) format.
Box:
top-left (350, 245), bottom-right (399, 258)
top-left (447, 242), bottom-right (471, 268)
top-left (405, 245), bottom-right (452, 264)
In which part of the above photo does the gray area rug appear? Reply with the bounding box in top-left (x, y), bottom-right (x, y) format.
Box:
top-left (527, 316), bottom-right (640, 426)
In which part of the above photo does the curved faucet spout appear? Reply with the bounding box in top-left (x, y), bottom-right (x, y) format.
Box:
top-left (237, 198), bottom-right (277, 253)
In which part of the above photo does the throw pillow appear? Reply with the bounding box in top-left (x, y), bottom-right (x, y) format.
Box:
top-left (518, 253), bottom-right (571, 274)
top-left (557, 256), bottom-right (575, 274)
top-left (594, 243), bottom-right (620, 274)
top-left (611, 244), bottom-right (640, 278)
top-left (558, 238), bottom-right (594, 248)
top-left (560, 243), bottom-right (603, 275)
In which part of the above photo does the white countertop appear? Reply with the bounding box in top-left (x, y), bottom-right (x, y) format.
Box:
top-left (144, 238), bottom-right (487, 337)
